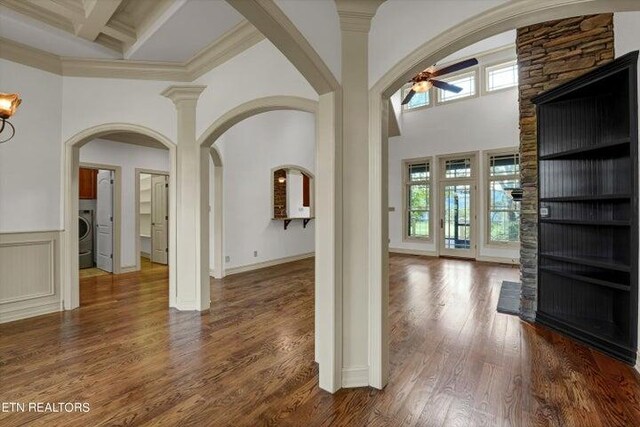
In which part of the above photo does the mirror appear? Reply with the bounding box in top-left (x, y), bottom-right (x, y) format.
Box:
top-left (273, 166), bottom-right (313, 219)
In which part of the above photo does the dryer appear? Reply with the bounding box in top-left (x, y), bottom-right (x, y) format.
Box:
top-left (79, 209), bottom-right (94, 269)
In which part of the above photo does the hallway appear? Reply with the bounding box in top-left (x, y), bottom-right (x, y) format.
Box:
top-left (1, 255), bottom-right (638, 426)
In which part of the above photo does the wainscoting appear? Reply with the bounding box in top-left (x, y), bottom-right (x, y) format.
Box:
top-left (0, 231), bottom-right (62, 323)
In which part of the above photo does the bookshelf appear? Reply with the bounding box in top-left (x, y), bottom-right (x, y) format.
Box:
top-left (532, 51), bottom-right (639, 364)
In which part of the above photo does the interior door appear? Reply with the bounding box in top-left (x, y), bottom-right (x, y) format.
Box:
top-left (439, 155), bottom-right (477, 259)
top-left (151, 175), bottom-right (168, 264)
top-left (96, 169), bottom-right (114, 272)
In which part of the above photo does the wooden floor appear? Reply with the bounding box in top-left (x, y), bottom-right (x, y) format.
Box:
top-left (1, 254), bottom-right (639, 426)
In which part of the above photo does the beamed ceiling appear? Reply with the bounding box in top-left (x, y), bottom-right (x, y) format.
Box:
top-left (0, 0), bottom-right (263, 74)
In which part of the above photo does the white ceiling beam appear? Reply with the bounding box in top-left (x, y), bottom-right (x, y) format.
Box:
top-left (75, 0), bottom-right (123, 42)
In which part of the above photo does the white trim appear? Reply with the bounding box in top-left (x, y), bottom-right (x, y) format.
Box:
top-left (120, 265), bottom-right (138, 273)
top-left (141, 251), bottom-right (151, 260)
top-left (341, 367), bottom-right (369, 388)
top-left (0, 301), bottom-right (62, 324)
top-left (476, 255), bottom-right (520, 265)
top-left (389, 247), bottom-right (438, 257)
top-left (221, 252), bottom-right (315, 276)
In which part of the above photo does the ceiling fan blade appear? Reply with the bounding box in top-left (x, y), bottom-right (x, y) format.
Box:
top-left (430, 79), bottom-right (463, 93)
top-left (401, 89), bottom-right (416, 105)
top-left (431, 58), bottom-right (479, 77)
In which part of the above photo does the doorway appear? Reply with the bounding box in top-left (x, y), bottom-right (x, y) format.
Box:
top-left (136, 169), bottom-right (170, 271)
top-left (438, 152), bottom-right (477, 259)
top-left (78, 163), bottom-right (122, 278)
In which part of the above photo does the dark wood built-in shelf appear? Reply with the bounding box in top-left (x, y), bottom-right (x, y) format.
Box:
top-left (540, 219), bottom-right (630, 226)
top-left (533, 51), bottom-right (639, 365)
top-left (538, 138), bottom-right (630, 160)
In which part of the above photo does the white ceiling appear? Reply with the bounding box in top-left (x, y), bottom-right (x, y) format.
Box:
top-left (127, 0), bottom-right (244, 62)
top-left (0, 0), bottom-right (246, 63)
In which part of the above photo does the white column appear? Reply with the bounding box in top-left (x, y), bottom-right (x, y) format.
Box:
top-left (161, 85), bottom-right (210, 311)
top-left (335, 0), bottom-right (385, 388)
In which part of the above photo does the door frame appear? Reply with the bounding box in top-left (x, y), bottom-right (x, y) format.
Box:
top-left (79, 162), bottom-right (122, 274)
top-left (436, 151), bottom-right (479, 259)
top-left (135, 168), bottom-right (170, 272)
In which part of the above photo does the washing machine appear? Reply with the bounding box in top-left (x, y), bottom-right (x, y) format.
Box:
top-left (79, 209), bottom-right (94, 269)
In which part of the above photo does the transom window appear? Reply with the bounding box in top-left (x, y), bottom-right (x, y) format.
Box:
top-left (437, 71), bottom-right (476, 103)
top-left (444, 158), bottom-right (472, 178)
top-left (404, 159), bottom-right (431, 239)
top-left (402, 85), bottom-right (430, 110)
top-left (487, 151), bottom-right (520, 244)
top-left (486, 61), bottom-right (518, 92)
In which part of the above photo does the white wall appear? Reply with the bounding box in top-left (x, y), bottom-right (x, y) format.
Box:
top-left (388, 48), bottom-right (519, 262)
top-left (79, 139), bottom-right (170, 269)
top-left (369, 0), bottom-right (507, 86)
top-left (213, 110), bottom-right (315, 270)
top-left (614, 11), bottom-right (640, 369)
top-left (0, 59), bottom-right (62, 233)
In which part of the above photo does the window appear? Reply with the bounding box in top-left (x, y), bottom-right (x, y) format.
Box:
top-left (402, 85), bottom-right (430, 110)
top-left (436, 71), bottom-right (477, 103)
top-left (486, 61), bottom-right (518, 92)
top-left (487, 151), bottom-right (520, 245)
top-left (404, 159), bottom-right (431, 240)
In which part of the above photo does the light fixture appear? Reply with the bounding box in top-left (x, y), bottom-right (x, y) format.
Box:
top-left (0, 93), bottom-right (22, 144)
top-left (278, 176), bottom-right (286, 184)
top-left (412, 80), bottom-right (432, 93)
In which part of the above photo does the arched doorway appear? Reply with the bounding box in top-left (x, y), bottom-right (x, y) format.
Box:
top-left (367, 0), bottom-right (640, 388)
top-left (62, 123), bottom-right (177, 310)
top-left (197, 95), bottom-right (321, 361)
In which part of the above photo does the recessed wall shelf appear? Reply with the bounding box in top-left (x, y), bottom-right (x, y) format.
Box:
top-left (533, 51), bottom-right (639, 365)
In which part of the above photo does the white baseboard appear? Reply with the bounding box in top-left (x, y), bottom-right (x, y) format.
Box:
top-left (476, 255), bottom-right (520, 265)
top-left (219, 252), bottom-right (314, 276)
top-left (389, 247), bottom-right (437, 257)
top-left (120, 265), bottom-right (139, 273)
top-left (341, 367), bottom-right (369, 388)
top-left (140, 252), bottom-right (151, 260)
top-left (0, 301), bottom-right (62, 324)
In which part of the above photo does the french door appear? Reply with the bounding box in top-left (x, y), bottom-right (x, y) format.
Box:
top-left (438, 154), bottom-right (477, 259)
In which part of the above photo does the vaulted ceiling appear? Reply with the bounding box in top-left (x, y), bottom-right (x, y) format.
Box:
top-left (0, 0), bottom-right (250, 63)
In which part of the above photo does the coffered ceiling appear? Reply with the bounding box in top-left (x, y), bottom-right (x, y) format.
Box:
top-left (0, 0), bottom-right (257, 71)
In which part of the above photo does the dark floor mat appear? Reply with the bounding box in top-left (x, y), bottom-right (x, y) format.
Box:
top-left (497, 281), bottom-right (521, 316)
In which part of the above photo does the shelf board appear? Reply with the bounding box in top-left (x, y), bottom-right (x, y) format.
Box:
top-left (537, 312), bottom-right (633, 355)
top-left (539, 138), bottom-right (630, 160)
top-left (539, 253), bottom-right (630, 272)
top-left (540, 219), bottom-right (630, 226)
top-left (539, 266), bottom-right (629, 291)
top-left (540, 194), bottom-right (631, 202)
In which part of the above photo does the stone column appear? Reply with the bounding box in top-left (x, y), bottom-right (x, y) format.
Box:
top-left (161, 85), bottom-right (210, 311)
top-left (336, 0), bottom-right (385, 388)
top-left (516, 14), bottom-right (614, 321)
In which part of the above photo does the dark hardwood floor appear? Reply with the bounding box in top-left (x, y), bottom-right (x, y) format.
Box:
top-left (1, 254), bottom-right (639, 426)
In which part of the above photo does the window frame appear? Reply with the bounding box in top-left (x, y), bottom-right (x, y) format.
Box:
top-left (483, 59), bottom-right (518, 95)
top-left (484, 148), bottom-right (521, 248)
top-left (434, 68), bottom-right (479, 106)
top-left (402, 157), bottom-right (433, 242)
top-left (400, 83), bottom-right (432, 112)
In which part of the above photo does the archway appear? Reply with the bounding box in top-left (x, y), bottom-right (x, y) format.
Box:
top-left (62, 123), bottom-right (177, 310)
top-left (367, 0), bottom-right (640, 388)
top-left (197, 95), bottom-right (321, 364)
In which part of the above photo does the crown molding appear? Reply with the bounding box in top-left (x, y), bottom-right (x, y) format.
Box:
top-left (0, 20), bottom-right (264, 82)
top-left (0, 37), bottom-right (62, 75)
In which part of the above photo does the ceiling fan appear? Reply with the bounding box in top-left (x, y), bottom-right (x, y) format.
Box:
top-left (401, 58), bottom-right (479, 105)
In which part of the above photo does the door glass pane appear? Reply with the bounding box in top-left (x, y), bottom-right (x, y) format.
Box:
top-left (443, 184), bottom-right (471, 250)
top-left (445, 158), bottom-right (472, 178)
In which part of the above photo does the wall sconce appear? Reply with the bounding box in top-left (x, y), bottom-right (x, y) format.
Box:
top-left (0, 93), bottom-right (22, 144)
top-left (278, 176), bottom-right (286, 184)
